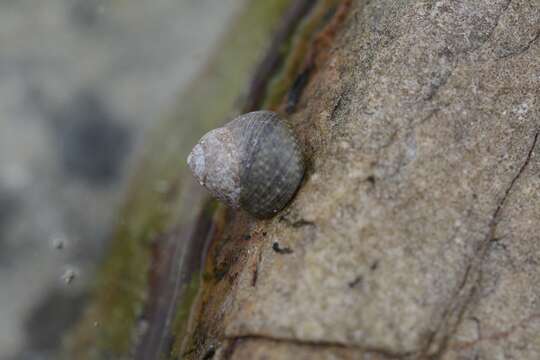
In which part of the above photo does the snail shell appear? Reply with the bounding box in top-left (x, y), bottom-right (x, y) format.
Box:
top-left (187, 111), bottom-right (304, 218)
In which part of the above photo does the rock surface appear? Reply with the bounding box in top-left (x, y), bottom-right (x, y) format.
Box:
top-left (190, 0), bottom-right (540, 358)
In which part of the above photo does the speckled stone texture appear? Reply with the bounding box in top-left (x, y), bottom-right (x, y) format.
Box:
top-left (193, 0), bottom-right (540, 359)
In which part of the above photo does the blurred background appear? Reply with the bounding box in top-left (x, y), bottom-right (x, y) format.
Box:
top-left (0, 0), bottom-right (243, 358)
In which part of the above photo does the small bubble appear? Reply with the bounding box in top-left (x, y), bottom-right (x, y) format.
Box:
top-left (93, 321), bottom-right (100, 327)
top-left (61, 267), bottom-right (78, 285)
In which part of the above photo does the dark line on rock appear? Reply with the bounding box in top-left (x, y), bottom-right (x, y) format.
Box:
top-left (286, 65), bottom-right (314, 114)
top-left (485, 0), bottom-right (513, 44)
top-left (330, 86), bottom-right (352, 121)
top-left (348, 275), bottom-right (363, 288)
top-left (427, 130), bottom-right (539, 358)
top-left (223, 334), bottom-right (414, 358)
top-left (251, 266), bottom-right (258, 287)
top-left (252, 248), bottom-right (264, 287)
top-left (278, 215), bottom-right (316, 228)
top-left (498, 30), bottom-right (540, 60)
top-left (272, 242), bottom-right (294, 254)
top-left (292, 219), bottom-right (316, 228)
top-left (492, 131), bottom-right (538, 221)
top-left (222, 338), bottom-right (241, 360)
top-left (450, 313), bottom-right (540, 351)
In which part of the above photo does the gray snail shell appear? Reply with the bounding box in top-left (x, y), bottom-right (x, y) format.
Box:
top-left (187, 111), bottom-right (304, 218)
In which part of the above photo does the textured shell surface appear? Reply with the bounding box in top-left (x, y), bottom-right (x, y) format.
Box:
top-left (187, 111), bottom-right (304, 218)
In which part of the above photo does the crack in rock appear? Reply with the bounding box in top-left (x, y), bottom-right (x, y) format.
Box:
top-left (450, 313), bottom-right (540, 351)
top-left (222, 334), bottom-right (414, 359)
top-left (424, 130), bottom-right (539, 358)
top-left (497, 30), bottom-right (540, 60)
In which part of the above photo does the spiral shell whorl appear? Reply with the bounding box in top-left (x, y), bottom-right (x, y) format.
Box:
top-left (187, 126), bottom-right (242, 207)
top-left (234, 111), bottom-right (304, 217)
top-left (188, 111), bottom-right (304, 218)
